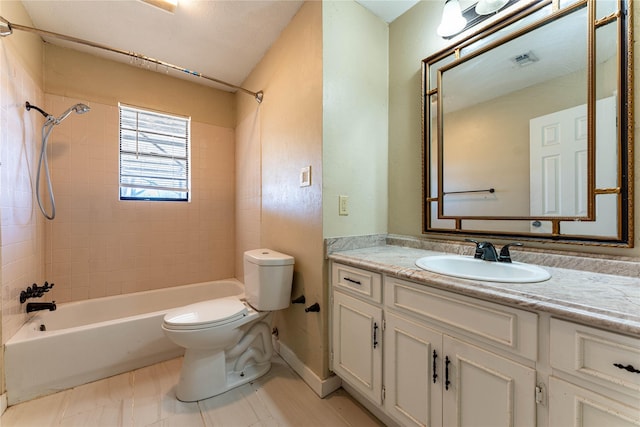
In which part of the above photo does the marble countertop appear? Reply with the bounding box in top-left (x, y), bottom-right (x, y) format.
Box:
top-left (328, 245), bottom-right (640, 337)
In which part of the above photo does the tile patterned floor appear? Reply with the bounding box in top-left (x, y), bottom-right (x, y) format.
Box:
top-left (1, 356), bottom-right (383, 427)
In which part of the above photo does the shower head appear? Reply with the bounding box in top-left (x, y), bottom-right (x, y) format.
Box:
top-left (55, 103), bottom-right (91, 124)
top-left (74, 104), bottom-right (91, 114)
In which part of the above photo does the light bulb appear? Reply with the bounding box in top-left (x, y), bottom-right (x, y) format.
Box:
top-left (475, 0), bottom-right (509, 15)
top-left (437, 0), bottom-right (467, 38)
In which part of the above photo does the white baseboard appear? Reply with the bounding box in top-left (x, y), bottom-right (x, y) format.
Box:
top-left (275, 340), bottom-right (341, 398)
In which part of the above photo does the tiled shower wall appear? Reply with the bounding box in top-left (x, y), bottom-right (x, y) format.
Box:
top-left (0, 39), bottom-right (45, 347)
top-left (44, 94), bottom-right (236, 303)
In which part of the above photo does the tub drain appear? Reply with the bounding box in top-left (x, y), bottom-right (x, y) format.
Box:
top-left (39, 324), bottom-right (46, 331)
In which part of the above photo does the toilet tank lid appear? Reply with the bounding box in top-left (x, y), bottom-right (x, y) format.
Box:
top-left (244, 249), bottom-right (294, 266)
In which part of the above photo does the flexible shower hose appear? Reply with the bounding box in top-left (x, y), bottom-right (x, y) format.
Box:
top-left (36, 117), bottom-right (57, 220)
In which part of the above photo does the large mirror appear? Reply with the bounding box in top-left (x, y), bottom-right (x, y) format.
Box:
top-left (423, 0), bottom-right (633, 245)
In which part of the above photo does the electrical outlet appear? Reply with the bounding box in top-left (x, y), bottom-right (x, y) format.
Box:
top-left (339, 195), bottom-right (348, 216)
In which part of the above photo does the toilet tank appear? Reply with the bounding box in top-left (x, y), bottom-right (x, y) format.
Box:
top-left (243, 249), bottom-right (294, 311)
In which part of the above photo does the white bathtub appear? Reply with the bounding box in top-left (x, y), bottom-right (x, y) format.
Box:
top-left (5, 279), bottom-right (244, 405)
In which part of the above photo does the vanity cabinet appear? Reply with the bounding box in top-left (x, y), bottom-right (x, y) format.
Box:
top-left (384, 311), bottom-right (442, 426)
top-left (548, 318), bottom-right (640, 426)
top-left (331, 263), bottom-right (537, 427)
top-left (332, 291), bottom-right (383, 405)
top-left (383, 276), bottom-right (536, 427)
top-left (439, 335), bottom-right (536, 427)
top-left (331, 264), bottom-right (383, 404)
top-left (383, 313), bottom-right (536, 427)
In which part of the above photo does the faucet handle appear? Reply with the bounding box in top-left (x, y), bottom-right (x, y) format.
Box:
top-left (498, 242), bottom-right (524, 263)
top-left (465, 239), bottom-right (483, 259)
top-left (466, 239), bottom-right (498, 261)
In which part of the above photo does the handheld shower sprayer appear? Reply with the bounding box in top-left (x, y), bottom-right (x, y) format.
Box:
top-left (25, 101), bottom-right (91, 220)
top-left (55, 103), bottom-right (91, 124)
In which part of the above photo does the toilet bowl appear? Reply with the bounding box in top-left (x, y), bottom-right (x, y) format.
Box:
top-left (162, 249), bottom-right (294, 402)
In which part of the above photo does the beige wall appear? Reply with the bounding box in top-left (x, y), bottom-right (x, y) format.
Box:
top-left (389, 1), bottom-right (447, 240)
top-left (44, 45), bottom-right (235, 129)
top-left (389, 2), bottom-right (640, 257)
top-left (0, 0), bottom-right (46, 396)
top-left (0, 1), bottom-right (43, 85)
top-left (322, 1), bottom-right (389, 238)
top-left (236, 1), bottom-right (326, 377)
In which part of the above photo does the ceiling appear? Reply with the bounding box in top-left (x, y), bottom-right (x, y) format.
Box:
top-left (355, 0), bottom-right (419, 23)
top-left (18, 0), bottom-right (420, 93)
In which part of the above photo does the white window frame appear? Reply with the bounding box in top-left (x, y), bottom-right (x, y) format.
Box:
top-left (119, 104), bottom-right (191, 202)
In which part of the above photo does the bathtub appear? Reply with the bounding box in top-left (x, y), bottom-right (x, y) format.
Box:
top-left (5, 279), bottom-right (244, 405)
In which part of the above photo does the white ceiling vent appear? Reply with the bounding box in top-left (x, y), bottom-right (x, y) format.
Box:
top-left (510, 50), bottom-right (539, 67)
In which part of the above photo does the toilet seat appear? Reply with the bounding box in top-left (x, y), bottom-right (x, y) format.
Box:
top-left (163, 297), bottom-right (249, 330)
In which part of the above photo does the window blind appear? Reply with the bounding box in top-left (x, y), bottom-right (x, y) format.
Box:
top-left (119, 104), bottom-right (190, 201)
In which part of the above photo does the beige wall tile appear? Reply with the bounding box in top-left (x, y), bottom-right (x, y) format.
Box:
top-left (0, 22), bottom-right (46, 359)
top-left (44, 95), bottom-right (236, 303)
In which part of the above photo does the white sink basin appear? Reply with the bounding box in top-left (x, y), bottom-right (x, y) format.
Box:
top-left (415, 255), bottom-right (551, 283)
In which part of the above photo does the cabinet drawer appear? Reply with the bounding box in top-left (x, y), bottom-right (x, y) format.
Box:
top-left (549, 376), bottom-right (640, 426)
top-left (550, 318), bottom-right (640, 395)
top-left (385, 276), bottom-right (537, 360)
top-left (332, 263), bottom-right (382, 303)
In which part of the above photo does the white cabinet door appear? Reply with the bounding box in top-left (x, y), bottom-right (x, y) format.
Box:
top-left (384, 312), bottom-right (443, 427)
top-left (442, 335), bottom-right (536, 427)
top-left (549, 377), bottom-right (640, 427)
top-left (332, 291), bottom-right (383, 405)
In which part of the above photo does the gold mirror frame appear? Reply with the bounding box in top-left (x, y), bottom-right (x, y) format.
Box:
top-left (422, 0), bottom-right (634, 246)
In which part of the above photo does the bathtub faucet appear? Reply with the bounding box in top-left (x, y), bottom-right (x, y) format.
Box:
top-left (20, 282), bottom-right (54, 303)
top-left (26, 301), bottom-right (56, 313)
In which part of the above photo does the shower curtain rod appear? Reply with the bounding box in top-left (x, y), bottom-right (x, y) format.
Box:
top-left (0, 16), bottom-right (264, 103)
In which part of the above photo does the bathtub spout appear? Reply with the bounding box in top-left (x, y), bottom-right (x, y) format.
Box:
top-left (26, 302), bottom-right (56, 313)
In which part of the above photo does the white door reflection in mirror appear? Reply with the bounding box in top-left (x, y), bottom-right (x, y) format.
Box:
top-left (529, 95), bottom-right (617, 236)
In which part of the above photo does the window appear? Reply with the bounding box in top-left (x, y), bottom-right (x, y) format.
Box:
top-left (119, 104), bottom-right (190, 201)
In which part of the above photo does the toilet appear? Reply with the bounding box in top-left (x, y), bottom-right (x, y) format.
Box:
top-left (162, 249), bottom-right (294, 402)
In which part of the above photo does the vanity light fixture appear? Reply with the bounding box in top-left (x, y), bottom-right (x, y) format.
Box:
top-left (141, 0), bottom-right (178, 13)
top-left (475, 0), bottom-right (509, 15)
top-left (438, 0), bottom-right (517, 39)
top-left (437, 0), bottom-right (467, 38)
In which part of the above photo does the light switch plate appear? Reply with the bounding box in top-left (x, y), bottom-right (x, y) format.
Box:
top-left (300, 166), bottom-right (311, 187)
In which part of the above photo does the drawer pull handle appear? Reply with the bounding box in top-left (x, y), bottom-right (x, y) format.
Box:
top-left (445, 356), bottom-right (451, 390)
top-left (344, 277), bottom-right (361, 285)
top-left (373, 322), bottom-right (379, 349)
top-left (432, 350), bottom-right (438, 383)
top-left (613, 363), bottom-right (640, 374)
